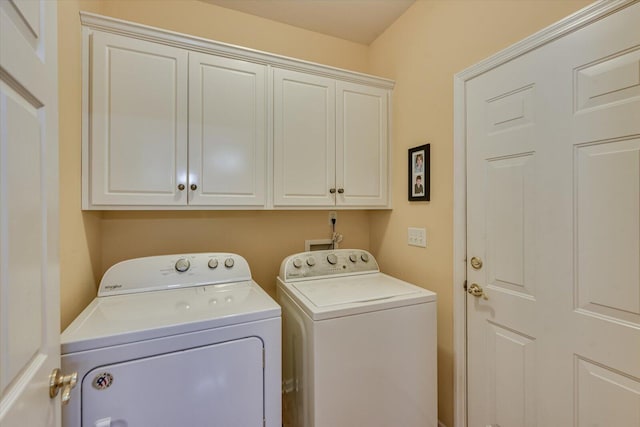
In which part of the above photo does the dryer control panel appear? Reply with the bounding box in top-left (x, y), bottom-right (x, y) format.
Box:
top-left (98, 253), bottom-right (252, 296)
top-left (279, 249), bottom-right (379, 282)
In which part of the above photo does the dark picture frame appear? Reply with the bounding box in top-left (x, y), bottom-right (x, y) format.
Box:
top-left (408, 143), bottom-right (430, 201)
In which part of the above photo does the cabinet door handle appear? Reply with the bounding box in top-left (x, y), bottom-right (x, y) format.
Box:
top-left (190, 184), bottom-right (197, 191)
top-left (177, 184), bottom-right (185, 191)
top-left (329, 188), bottom-right (336, 194)
top-left (337, 188), bottom-right (344, 194)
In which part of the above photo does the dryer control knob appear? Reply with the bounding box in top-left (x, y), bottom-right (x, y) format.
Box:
top-left (175, 258), bottom-right (190, 272)
top-left (293, 258), bottom-right (303, 268)
top-left (208, 259), bottom-right (218, 269)
top-left (360, 253), bottom-right (370, 263)
top-left (349, 254), bottom-right (357, 263)
top-left (224, 258), bottom-right (235, 268)
top-left (327, 254), bottom-right (338, 265)
top-left (306, 257), bottom-right (316, 267)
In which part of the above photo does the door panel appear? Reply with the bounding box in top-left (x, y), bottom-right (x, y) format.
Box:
top-left (189, 52), bottom-right (267, 206)
top-left (273, 68), bottom-right (335, 206)
top-left (0, 0), bottom-right (60, 425)
top-left (2, 90), bottom-right (43, 385)
top-left (90, 31), bottom-right (188, 206)
top-left (575, 139), bottom-right (640, 324)
top-left (467, 3), bottom-right (640, 426)
top-left (486, 154), bottom-right (535, 297)
top-left (336, 82), bottom-right (388, 207)
top-left (575, 357), bottom-right (640, 427)
top-left (488, 323), bottom-right (536, 427)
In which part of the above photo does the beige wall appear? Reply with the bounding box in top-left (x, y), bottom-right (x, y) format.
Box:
top-left (58, 0), bottom-right (105, 329)
top-left (59, 0), bottom-right (593, 424)
top-left (100, 0), bottom-right (369, 73)
top-left (101, 211), bottom-right (369, 297)
top-left (367, 1), bottom-right (592, 425)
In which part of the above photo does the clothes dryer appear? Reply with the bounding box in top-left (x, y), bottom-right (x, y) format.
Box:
top-left (61, 253), bottom-right (280, 427)
top-left (277, 249), bottom-right (437, 427)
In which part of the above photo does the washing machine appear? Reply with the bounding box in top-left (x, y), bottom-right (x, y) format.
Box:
top-left (61, 253), bottom-right (281, 427)
top-left (277, 249), bottom-right (437, 427)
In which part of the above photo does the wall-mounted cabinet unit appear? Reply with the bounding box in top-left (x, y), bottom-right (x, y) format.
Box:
top-left (273, 69), bottom-right (388, 208)
top-left (81, 12), bottom-right (394, 210)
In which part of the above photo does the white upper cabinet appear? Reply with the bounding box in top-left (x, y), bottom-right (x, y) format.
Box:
top-left (87, 31), bottom-right (188, 206)
top-left (336, 82), bottom-right (389, 207)
top-left (188, 52), bottom-right (267, 207)
top-left (273, 69), bottom-right (336, 206)
top-left (273, 71), bottom-right (390, 208)
top-left (81, 13), bottom-right (393, 210)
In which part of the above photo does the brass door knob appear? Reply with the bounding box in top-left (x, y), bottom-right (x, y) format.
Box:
top-left (190, 184), bottom-right (197, 191)
top-left (468, 283), bottom-right (488, 300)
top-left (329, 188), bottom-right (336, 194)
top-left (50, 368), bottom-right (78, 405)
top-left (470, 256), bottom-right (483, 270)
top-left (177, 183), bottom-right (185, 191)
top-left (337, 188), bottom-right (344, 194)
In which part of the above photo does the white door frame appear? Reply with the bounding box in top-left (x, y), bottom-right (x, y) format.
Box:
top-left (451, 1), bottom-right (637, 426)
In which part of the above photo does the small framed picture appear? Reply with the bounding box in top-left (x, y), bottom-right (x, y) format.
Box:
top-left (408, 143), bottom-right (430, 201)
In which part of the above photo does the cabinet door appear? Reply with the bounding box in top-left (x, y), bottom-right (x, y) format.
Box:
top-left (89, 31), bottom-right (188, 206)
top-left (188, 53), bottom-right (267, 206)
top-left (273, 68), bottom-right (336, 207)
top-left (336, 82), bottom-right (389, 207)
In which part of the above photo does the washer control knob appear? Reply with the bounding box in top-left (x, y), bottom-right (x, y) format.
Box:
top-left (327, 254), bottom-right (338, 265)
top-left (293, 258), bottom-right (303, 268)
top-left (306, 257), bottom-right (316, 267)
top-left (208, 258), bottom-right (218, 269)
top-left (360, 253), bottom-right (370, 263)
top-left (175, 258), bottom-right (190, 272)
top-left (349, 254), bottom-right (358, 263)
top-left (224, 258), bottom-right (235, 268)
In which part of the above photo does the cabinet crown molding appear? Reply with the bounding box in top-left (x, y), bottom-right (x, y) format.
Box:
top-left (79, 12), bottom-right (395, 90)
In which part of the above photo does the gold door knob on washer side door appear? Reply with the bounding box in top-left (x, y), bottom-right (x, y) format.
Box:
top-left (470, 257), bottom-right (483, 270)
top-left (468, 283), bottom-right (488, 300)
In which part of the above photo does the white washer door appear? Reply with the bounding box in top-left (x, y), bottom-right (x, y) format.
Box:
top-left (81, 337), bottom-right (263, 427)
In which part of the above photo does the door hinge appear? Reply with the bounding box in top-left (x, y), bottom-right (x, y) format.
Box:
top-left (463, 280), bottom-right (468, 291)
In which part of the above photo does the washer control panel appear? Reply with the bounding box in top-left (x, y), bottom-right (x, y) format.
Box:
top-left (279, 249), bottom-right (379, 281)
top-left (99, 253), bottom-right (251, 296)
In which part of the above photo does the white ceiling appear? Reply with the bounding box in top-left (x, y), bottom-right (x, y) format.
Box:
top-left (201, 0), bottom-right (415, 45)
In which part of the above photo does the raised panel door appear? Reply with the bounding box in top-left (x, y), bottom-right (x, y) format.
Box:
top-left (273, 68), bottom-right (335, 207)
top-left (466, 3), bottom-right (640, 425)
top-left (0, 0), bottom-right (60, 425)
top-left (188, 52), bottom-right (267, 206)
top-left (336, 82), bottom-right (389, 207)
top-left (88, 31), bottom-right (188, 207)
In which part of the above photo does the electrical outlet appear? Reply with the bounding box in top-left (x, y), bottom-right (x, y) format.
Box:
top-left (329, 211), bottom-right (337, 226)
top-left (408, 227), bottom-right (427, 248)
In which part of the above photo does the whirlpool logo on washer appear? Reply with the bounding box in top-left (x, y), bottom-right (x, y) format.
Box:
top-left (103, 284), bottom-right (122, 291)
top-left (93, 372), bottom-right (114, 390)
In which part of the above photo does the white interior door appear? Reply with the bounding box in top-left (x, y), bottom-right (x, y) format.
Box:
top-left (0, 0), bottom-right (61, 426)
top-left (466, 3), bottom-right (640, 426)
